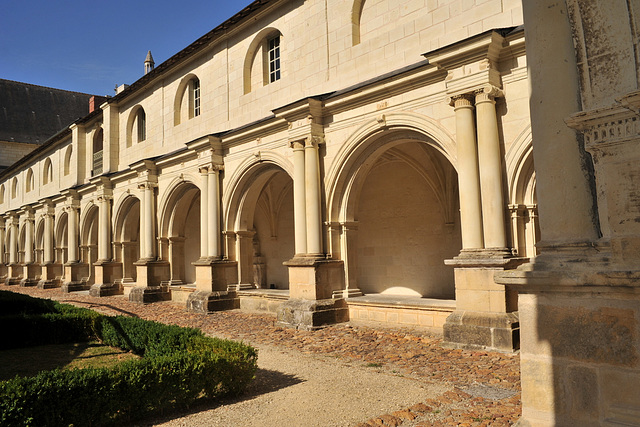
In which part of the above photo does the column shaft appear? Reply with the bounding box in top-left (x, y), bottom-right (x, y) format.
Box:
top-left (208, 168), bottom-right (221, 258)
top-left (304, 138), bottom-right (323, 255)
top-left (98, 197), bottom-right (111, 261)
top-left (453, 95), bottom-right (484, 249)
top-left (292, 141), bottom-right (307, 255)
top-left (142, 184), bottom-right (155, 259)
top-left (24, 217), bottom-right (34, 264)
top-left (200, 169), bottom-right (209, 258)
top-left (9, 219), bottom-right (17, 264)
top-left (476, 89), bottom-right (507, 248)
top-left (68, 207), bottom-right (79, 263)
top-left (0, 222), bottom-right (5, 265)
top-left (44, 214), bottom-right (53, 264)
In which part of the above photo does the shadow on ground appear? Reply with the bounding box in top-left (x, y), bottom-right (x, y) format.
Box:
top-left (136, 368), bottom-right (303, 426)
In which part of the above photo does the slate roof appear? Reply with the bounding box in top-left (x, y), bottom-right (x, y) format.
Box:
top-left (0, 79), bottom-right (94, 144)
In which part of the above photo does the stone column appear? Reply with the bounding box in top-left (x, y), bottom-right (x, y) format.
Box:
top-left (340, 221), bottom-right (362, 298)
top-left (9, 216), bottom-right (17, 266)
top-left (24, 214), bottom-right (34, 264)
top-left (97, 195), bottom-right (112, 262)
top-left (304, 137), bottom-right (323, 256)
top-left (199, 166), bottom-right (209, 258)
top-left (43, 212), bottom-right (54, 264)
top-left (475, 86), bottom-right (507, 250)
top-left (208, 166), bottom-right (221, 259)
top-left (140, 182), bottom-right (156, 260)
top-left (67, 206), bottom-right (79, 263)
top-left (451, 94), bottom-right (484, 249)
top-left (291, 140), bottom-right (307, 255)
top-left (0, 218), bottom-right (6, 281)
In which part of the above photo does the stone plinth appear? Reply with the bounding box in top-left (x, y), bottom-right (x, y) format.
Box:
top-left (277, 257), bottom-right (348, 330)
top-left (497, 266), bottom-right (640, 426)
top-left (444, 250), bottom-right (526, 351)
top-left (19, 264), bottom-right (41, 287)
top-left (61, 262), bottom-right (90, 292)
top-left (89, 261), bottom-right (124, 297)
top-left (276, 298), bottom-right (349, 331)
top-left (186, 290), bottom-right (239, 313)
top-left (6, 264), bottom-right (23, 285)
top-left (129, 260), bottom-right (171, 302)
top-left (192, 259), bottom-right (238, 292)
top-left (37, 263), bottom-right (63, 289)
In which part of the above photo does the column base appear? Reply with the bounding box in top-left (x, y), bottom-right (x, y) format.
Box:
top-left (186, 290), bottom-right (239, 313)
top-left (62, 262), bottom-right (90, 293)
top-left (276, 298), bottom-right (349, 330)
top-left (90, 262), bottom-right (124, 297)
top-left (129, 283), bottom-right (171, 303)
top-left (284, 257), bottom-right (345, 300)
top-left (7, 265), bottom-right (23, 285)
top-left (192, 259), bottom-right (238, 292)
top-left (19, 264), bottom-right (42, 287)
top-left (443, 310), bottom-right (519, 351)
top-left (37, 263), bottom-right (63, 289)
top-left (134, 260), bottom-right (170, 287)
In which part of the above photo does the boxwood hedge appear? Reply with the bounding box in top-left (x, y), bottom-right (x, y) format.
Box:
top-left (0, 291), bottom-right (258, 426)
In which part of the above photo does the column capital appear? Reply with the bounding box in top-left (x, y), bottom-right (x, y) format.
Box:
top-left (474, 84), bottom-right (504, 103)
top-left (96, 194), bottom-right (113, 203)
top-left (448, 93), bottom-right (475, 108)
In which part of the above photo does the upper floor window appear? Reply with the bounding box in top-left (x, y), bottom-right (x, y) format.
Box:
top-left (127, 106), bottom-right (146, 147)
top-left (137, 109), bottom-right (146, 142)
top-left (243, 28), bottom-right (283, 94)
top-left (92, 128), bottom-right (104, 176)
top-left (193, 79), bottom-right (201, 117)
top-left (63, 146), bottom-right (72, 176)
top-left (11, 177), bottom-right (18, 199)
top-left (268, 36), bottom-right (281, 83)
top-left (43, 158), bottom-right (53, 185)
top-left (0, 185), bottom-right (5, 204)
top-left (25, 169), bottom-right (34, 193)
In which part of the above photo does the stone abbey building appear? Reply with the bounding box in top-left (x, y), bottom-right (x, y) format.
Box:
top-left (2, 1), bottom-right (639, 425)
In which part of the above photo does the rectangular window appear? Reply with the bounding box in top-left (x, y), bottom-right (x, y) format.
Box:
top-left (193, 79), bottom-right (200, 117)
top-left (268, 36), bottom-right (281, 83)
top-left (138, 110), bottom-right (146, 142)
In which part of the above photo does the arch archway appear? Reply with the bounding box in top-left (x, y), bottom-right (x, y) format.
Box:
top-left (35, 218), bottom-right (44, 265)
top-left (225, 161), bottom-right (294, 288)
top-left (328, 124), bottom-right (461, 298)
top-left (55, 212), bottom-right (68, 265)
top-left (113, 195), bottom-right (140, 282)
top-left (80, 204), bottom-right (99, 286)
top-left (159, 181), bottom-right (201, 285)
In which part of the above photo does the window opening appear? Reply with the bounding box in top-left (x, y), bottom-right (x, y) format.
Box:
top-left (193, 79), bottom-right (200, 117)
top-left (268, 36), bottom-right (281, 83)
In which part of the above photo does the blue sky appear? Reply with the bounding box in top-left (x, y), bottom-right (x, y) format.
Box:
top-left (1, 0), bottom-right (254, 96)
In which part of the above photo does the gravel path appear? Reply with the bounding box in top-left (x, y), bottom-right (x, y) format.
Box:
top-left (0, 284), bottom-right (522, 426)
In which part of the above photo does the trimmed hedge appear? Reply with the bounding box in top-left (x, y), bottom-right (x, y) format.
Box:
top-left (0, 291), bottom-right (258, 426)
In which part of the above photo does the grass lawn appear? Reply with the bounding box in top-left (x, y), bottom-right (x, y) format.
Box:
top-left (0, 341), bottom-right (140, 381)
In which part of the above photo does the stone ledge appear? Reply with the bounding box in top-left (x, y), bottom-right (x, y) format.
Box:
top-left (129, 285), bottom-right (170, 303)
top-left (443, 310), bottom-right (520, 352)
top-left (89, 282), bottom-right (124, 297)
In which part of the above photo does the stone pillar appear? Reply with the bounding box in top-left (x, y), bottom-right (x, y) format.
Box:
top-left (475, 86), bottom-right (507, 250)
top-left (20, 211), bottom-right (40, 287)
top-left (339, 221), bottom-right (362, 298)
top-left (451, 94), bottom-right (484, 250)
top-left (291, 140), bottom-right (307, 255)
top-left (43, 211), bottom-right (54, 264)
top-left (62, 202), bottom-right (89, 292)
top-left (199, 166), bottom-right (209, 258)
top-left (9, 216), bottom-right (17, 266)
top-left (140, 182), bottom-right (156, 260)
top-left (0, 218), bottom-right (6, 281)
top-left (97, 195), bottom-right (111, 262)
top-left (304, 137), bottom-right (323, 256)
top-left (444, 91), bottom-right (522, 352)
top-left (208, 166), bottom-right (221, 258)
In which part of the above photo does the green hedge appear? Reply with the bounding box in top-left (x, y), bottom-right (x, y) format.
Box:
top-left (0, 291), bottom-right (258, 426)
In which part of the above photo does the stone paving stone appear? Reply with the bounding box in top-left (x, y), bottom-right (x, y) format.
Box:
top-left (0, 284), bottom-right (522, 426)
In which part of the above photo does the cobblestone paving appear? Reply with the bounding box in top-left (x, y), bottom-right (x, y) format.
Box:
top-left (0, 284), bottom-right (521, 426)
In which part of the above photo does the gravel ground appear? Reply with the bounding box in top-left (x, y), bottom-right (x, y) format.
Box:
top-left (0, 284), bottom-right (522, 426)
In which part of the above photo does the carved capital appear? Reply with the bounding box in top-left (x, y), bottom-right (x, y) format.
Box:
top-left (448, 93), bottom-right (475, 108)
top-left (290, 140), bottom-right (305, 150)
top-left (474, 84), bottom-right (504, 103)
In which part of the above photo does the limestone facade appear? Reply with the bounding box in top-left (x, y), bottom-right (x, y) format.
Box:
top-left (0, 0), bottom-right (528, 346)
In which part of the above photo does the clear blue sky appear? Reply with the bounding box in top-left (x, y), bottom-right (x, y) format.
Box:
top-left (1, 0), bottom-right (254, 96)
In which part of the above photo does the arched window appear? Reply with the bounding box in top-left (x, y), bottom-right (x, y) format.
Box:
top-left (173, 75), bottom-right (201, 125)
top-left (11, 177), bottom-right (18, 199)
top-left (92, 128), bottom-right (104, 176)
top-left (127, 106), bottom-right (146, 147)
top-left (43, 158), bottom-right (53, 184)
top-left (0, 185), bottom-right (5, 204)
top-left (351, 0), bottom-right (365, 46)
top-left (63, 146), bottom-right (72, 176)
top-left (25, 169), bottom-right (34, 193)
top-left (243, 28), bottom-right (283, 94)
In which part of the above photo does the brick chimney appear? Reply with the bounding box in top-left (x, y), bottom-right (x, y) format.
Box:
top-left (89, 96), bottom-right (108, 113)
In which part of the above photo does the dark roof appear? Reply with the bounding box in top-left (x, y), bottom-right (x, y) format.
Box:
top-left (0, 79), bottom-right (94, 144)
